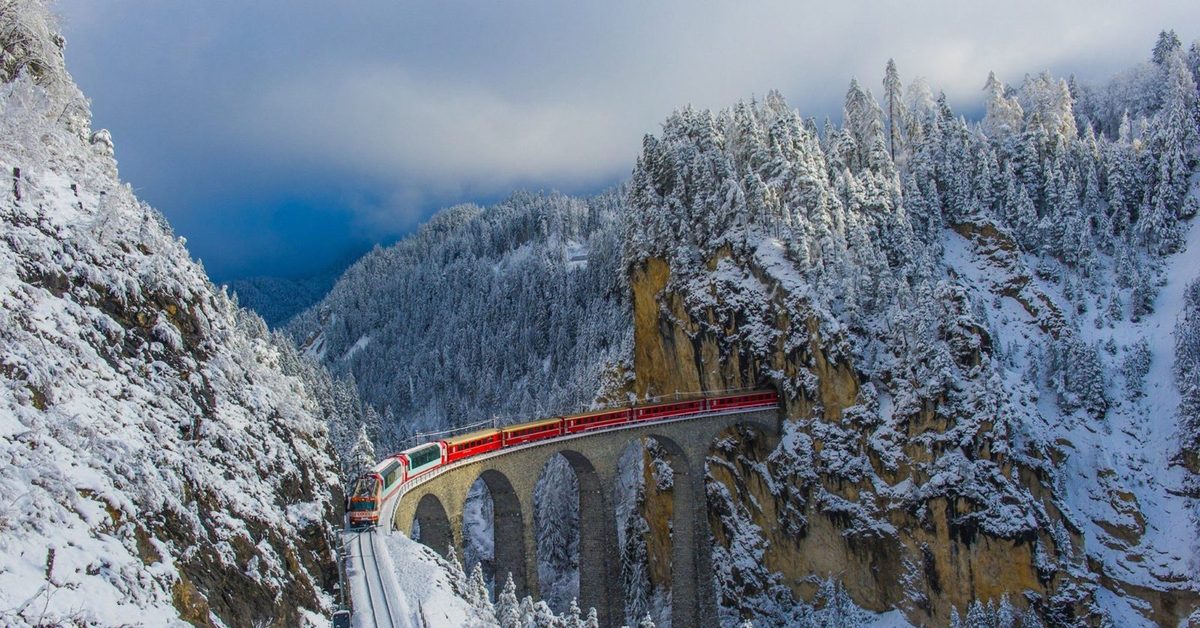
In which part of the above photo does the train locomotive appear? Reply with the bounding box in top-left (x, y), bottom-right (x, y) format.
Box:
top-left (346, 390), bottom-right (777, 527)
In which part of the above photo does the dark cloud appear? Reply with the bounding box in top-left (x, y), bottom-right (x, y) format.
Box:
top-left (54, 0), bottom-right (1199, 280)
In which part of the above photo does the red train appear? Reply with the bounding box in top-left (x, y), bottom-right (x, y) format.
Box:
top-left (348, 390), bottom-right (777, 526)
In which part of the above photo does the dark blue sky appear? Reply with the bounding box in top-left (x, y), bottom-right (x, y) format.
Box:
top-left (53, 1), bottom-right (1198, 281)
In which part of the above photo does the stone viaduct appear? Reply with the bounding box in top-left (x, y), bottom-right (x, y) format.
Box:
top-left (388, 407), bottom-right (780, 628)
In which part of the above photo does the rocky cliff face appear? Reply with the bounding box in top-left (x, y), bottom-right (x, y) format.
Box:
top-left (0, 2), bottom-right (342, 625)
top-left (630, 247), bottom-right (1075, 625)
top-left (629, 226), bottom-right (1199, 625)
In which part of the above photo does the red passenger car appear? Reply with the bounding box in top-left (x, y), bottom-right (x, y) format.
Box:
top-left (441, 428), bottom-right (502, 464)
top-left (707, 390), bottom-right (778, 412)
top-left (634, 399), bottom-right (704, 421)
top-left (501, 418), bottom-right (562, 447)
top-left (563, 408), bottom-right (631, 434)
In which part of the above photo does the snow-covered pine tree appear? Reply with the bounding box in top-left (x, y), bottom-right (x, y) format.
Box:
top-left (531, 600), bottom-right (559, 628)
top-left (843, 78), bottom-right (892, 173)
top-left (468, 563), bottom-right (495, 618)
top-left (1122, 337), bottom-right (1152, 398)
top-left (447, 545), bottom-right (466, 583)
top-left (1153, 29), bottom-right (1183, 67)
top-left (983, 71), bottom-right (1025, 141)
top-left (518, 596), bottom-right (536, 627)
top-left (563, 599), bottom-right (583, 628)
top-left (1138, 48), bottom-right (1198, 255)
top-left (349, 424), bottom-right (376, 477)
top-left (883, 59), bottom-right (905, 162)
top-left (496, 573), bottom-right (522, 628)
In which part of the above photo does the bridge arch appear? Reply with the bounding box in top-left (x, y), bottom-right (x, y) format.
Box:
top-left (611, 434), bottom-right (691, 627)
top-left (532, 453), bottom-right (580, 612)
top-left (473, 469), bottom-right (526, 597)
top-left (413, 493), bottom-right (452, 557)
top-left (553, 449), bottom-right (623, 626)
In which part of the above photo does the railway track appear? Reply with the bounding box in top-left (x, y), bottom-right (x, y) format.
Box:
top-left (355, 530), bottom-right (396, 628)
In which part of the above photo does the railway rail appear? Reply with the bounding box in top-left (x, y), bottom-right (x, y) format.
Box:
top-left (353, 530), bottom-right (395, 628)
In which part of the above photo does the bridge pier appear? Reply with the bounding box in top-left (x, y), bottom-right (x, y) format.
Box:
top-left (686, 455), bottom-right (719, 625)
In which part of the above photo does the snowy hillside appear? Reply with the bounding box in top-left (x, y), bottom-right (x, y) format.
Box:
top-left (289, 190), bottom-right (631, 451)
top-left (0, 2), bottom-right (345, 624)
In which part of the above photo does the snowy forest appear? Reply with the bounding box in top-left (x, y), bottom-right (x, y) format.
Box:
top-left (292, 28), bottom-right (1200, 627)
top-left (288, 190), bottom-right (633, 457)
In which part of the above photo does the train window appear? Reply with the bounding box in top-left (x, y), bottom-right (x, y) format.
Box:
top-left (409, 445), bottom-right (440, 468)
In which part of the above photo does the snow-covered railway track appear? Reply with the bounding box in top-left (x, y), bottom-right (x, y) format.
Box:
top-left (355, 531), bottom-right (396, 628)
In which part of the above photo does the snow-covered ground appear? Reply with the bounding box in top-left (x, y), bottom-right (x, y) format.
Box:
top-left (343, 527), bottom-right (496, 627)
top-left (345, 529), bottom-right (481, 628)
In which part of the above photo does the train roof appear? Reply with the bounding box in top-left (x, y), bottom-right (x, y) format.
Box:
top-left (561, 406), bottom-right (629, 421)
top-left (371, 456), bottom-right (402, 473)
top-left (399, 442), bottom-right (442, 456)
top-left (441, 427), bottom-right (501, 447)
top-left (501, 417), bottom-right (561, 432)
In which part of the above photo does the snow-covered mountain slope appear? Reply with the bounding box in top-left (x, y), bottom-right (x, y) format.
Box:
top-left (288, 190), bottom-right (631, 451)
top-left (0, 2), bottom-right (343, 625)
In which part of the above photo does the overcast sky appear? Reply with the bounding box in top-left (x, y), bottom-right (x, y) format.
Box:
top-left (54, 1), bottom-right (1199, 281)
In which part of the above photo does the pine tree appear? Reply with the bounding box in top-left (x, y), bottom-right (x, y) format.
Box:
top-left (1176, 279), bottom-right (1200, 466)
top-left (349, 424), bottom-right (376, 478)
top-left (883, 59), bottom-right (905, 161)
top-left (468, 562), bottom-right (494, 615)
top-left (983, 71), bottom-right (1024, 140)
top-left (518, 596), bottom-right (537, 628)
top-left (1189, 40), bottom-right (1200, 88)
top-left (447, 544), bottom-right (466, 582)
top-left (1138, 48), bottom-right (1198, 255)
top-left (1020, 604), bottom-right (1045, 628)
top-left (638, 614), bottom-right (656, 628)
top-left (496, 573), bottom-right (521, 628)
top-left (1130, 269), bottom-right (1157, 321)
top-left (563, 598), bottom-right (583, 628)
top-left (531, 601), bottom-right (559, 628)
top-left (843, 78), bottom-right (891, 173)
top-left (997, 595), bottom-right (1017, 628)
top-left (966, 600), bottom-right (988, 627)
top-left (1153, 29), bottom-right (1182, 67)
top-left (583, 607), bottom-right (599, 628)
